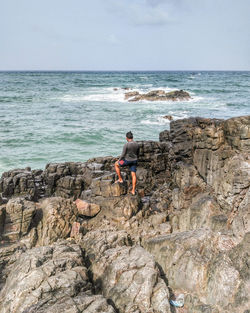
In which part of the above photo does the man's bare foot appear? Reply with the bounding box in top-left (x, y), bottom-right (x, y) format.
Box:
top-left (130, 190), bottom-right (136, 195)
top-left (115, 179), bottom-right (123, 183)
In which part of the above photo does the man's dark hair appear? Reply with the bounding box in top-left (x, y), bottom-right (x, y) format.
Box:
top-left (126, 131), bottom-right (133, 139)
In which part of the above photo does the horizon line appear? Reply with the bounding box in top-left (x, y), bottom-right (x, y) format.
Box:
top-left (0, 69), bottom-right (250, 72)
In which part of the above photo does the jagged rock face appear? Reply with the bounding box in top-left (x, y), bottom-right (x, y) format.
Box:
top-left (162, 116), bottom-right (250, 236)
top-left (0, 198), bottom-right (36, 242)
top-left (144, 229), bottom-right (249, 312)
top-left (0, 197), bottom-right (78, 248)
top-left (0, 141), bottom-right (170, 202)
top-left (0, 169), bottom-right (44, 201)
top-left (167, 116), bottom-right (250, 209)
top-left (0, 115), bottom-right (249, 313)
top-left (81, 229), bottom-right (171, 313)
top-left (0, 240), bottom-right (115, 313)
top-left (35, 197), bottom-right (78, 246)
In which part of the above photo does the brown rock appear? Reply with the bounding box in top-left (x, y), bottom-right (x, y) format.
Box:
top-left (81, 230), bottom-right (171, 313)
top-left (124, 91), bottom-right (140, 99)
top-left (35, 197), bottom-right (77, 246)
top-left (75, 199), bottom-right (101, 217)
top-left (0, 240), bottom-right (115, 313)
top-left (70, 221), bottom-right (81, 238)
top-left (125, 89), bottom-right (191, 102)
top-left (163, 115), bottom-right (173, 120)
top-left (2, 198), bottom-right (36, 242)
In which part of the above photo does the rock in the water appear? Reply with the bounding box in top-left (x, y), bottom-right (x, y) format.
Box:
top-left (163, 114), bottom-right (173, 120)
top-left (124, 91), bottom-right (140, 99)
top-left (125, 89), bottom-right (191, 101)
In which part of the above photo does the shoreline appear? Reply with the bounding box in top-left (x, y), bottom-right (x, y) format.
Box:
top-left (0, 115), bottom-right (249, 312)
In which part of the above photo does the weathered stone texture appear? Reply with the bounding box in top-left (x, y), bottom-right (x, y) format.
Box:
top-left (0, 240), bottom-right (115, 313)
top-left (0, 115), bottom-right (249, 313)
top-left (81, 229), bottom-right (171, 313)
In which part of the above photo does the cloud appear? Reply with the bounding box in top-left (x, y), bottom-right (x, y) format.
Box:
top-left (105, 0), bottom-right (178, 26)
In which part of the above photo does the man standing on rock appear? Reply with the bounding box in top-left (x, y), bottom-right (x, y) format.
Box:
top-left (115, 131), bottom-right (139, 195)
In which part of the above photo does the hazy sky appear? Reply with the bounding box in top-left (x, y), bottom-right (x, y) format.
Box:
top-left (1, 0), bottom-right (250, 70)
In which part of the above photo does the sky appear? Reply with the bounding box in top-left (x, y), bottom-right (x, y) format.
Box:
top-left (0, 0), bottom-right (250, 71)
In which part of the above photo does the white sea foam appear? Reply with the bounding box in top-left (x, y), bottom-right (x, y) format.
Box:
top-left (60, 86), bottom-right (180, 103)
top-left (141, 116), bottom-right (171, 125)
top-left (189, 96), bottom-right (205, 102)
top-left (60, 88), bottom-right (126, 103)
top-left (140, 112), bottom-right (191, 125)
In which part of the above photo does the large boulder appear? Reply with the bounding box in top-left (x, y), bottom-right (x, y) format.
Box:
top-left (0, 198), bottom-right (36, 242)
top-left (0, 240), bottom-right (115, 313)
top-left (81, 229), bottom-right (171, 313)
top-left (75, 199), bottom-right (101, 217)
top-left (34, 197), bottom-right (77, 246)
top-left (144, 229), bottom-right (249, 312)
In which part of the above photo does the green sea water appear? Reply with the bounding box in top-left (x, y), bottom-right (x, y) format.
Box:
top-left (0, 71), bottom-right (250, 175)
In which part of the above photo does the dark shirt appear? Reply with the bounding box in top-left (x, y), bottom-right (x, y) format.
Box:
top-left (119, 141), bottom-right (139, 161)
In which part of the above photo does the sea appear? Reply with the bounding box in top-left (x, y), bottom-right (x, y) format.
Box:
top-left (0, 71), bottom-right (250, 176)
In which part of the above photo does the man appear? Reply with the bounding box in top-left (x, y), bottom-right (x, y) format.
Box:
top-left (115, 131), bottom-right (139, 195)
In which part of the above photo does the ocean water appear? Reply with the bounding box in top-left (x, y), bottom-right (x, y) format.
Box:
top-left (0, 71), bottom-right (250, 175)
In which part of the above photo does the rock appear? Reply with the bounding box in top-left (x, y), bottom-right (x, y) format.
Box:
top-left (70, 221), bottom-right (81, 239)
top-left (159, 129), bottom-right (170, 142)
top-left (35, 197), bottom-right (77, 246)
top-left (124, 91), bottom-right (140, 99)
top-left (148, 212), bottom-right (168, 227)
top-left (163, 115), bottom-right (173, 120)
top-left (90, 173), bottom-right (128, 197)
top-left (0, 205), bottom-right (5, 235)
top-left (125, 89), bottom-right (191, 102)
top-left (1, 198), bottom-right (36, 242)
top-left (224, 115), bottom-right (250, 151)
top-left (231, 189), bottom-right (250, 240)
top-left (144, 229), bottom-right (249, 312)
top-left (0, 240), bottom-right (115, 313)
top-left (0, 115), bottom-right (249, 313)
top-left (0, 242), bottom-right (27, 291)
top-left (81, 230), bottom-right (171, 313)
top-left (85, 194), bottom-right (141, 224)
top-left (75, 199), bottom-right (101, 217)
top-left (0, 168), bottom-right (44, 201)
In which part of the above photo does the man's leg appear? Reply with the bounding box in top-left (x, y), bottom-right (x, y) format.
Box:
top-left (131, 171), bottom-right (136, 195)
top-left (115, 161), bottom-right (123, 183)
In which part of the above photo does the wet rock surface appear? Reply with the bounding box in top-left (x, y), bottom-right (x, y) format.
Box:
top-left (125, 89), bottom-right (191, 102)
top-left (0, 115), bottom-right (249, 313)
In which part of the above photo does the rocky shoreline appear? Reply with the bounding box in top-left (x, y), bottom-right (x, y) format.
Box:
top-left (0, 115), bottom-right (249, 313)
